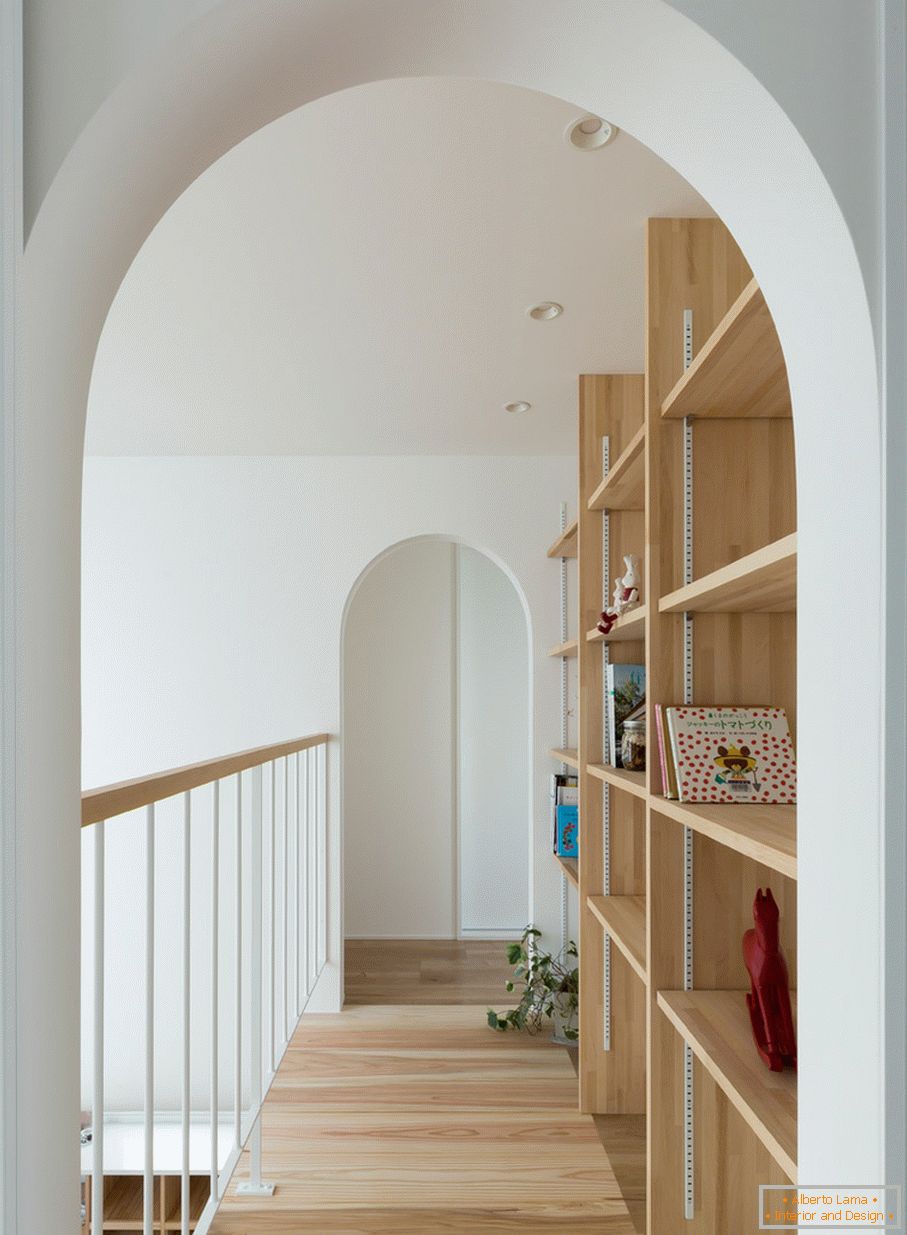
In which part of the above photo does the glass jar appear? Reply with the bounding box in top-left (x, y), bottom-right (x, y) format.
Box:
top-left (620, 718), bottom-right (646, 772)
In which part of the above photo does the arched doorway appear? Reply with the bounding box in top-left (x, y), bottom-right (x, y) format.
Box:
top-left (341, 536), bottom-right (532, 946)
top-left (11, 3), bottom-right (888, 1227)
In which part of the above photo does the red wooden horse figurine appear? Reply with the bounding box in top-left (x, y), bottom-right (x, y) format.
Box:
top-left (742, 887), bottom-right (797, 1072)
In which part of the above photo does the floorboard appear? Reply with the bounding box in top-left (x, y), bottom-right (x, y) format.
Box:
top-left (210, 940), bottom-right (642, 1234)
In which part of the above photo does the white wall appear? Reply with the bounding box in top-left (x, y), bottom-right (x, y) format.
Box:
top-left (344, 539), bottom-right (457, 939)
top-left (82, 454), bottom-right (576, 1104)
top-left (457, 545), bottom-right (530, 935)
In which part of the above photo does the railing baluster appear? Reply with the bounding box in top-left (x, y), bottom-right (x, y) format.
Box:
top-left (269, 760), bottom-right (276, 1075)
top-left (210, 781), bottom-right (220, 1201)
top-left (309, 747), bottom-right (316, 984)
top-left (181, 792), bottom-right (191, 1235)
top-left (283, 755), bottom-right (289, 1046)
top-left (318, 743), bottom-right (326, 970)
top-left (92, 822), bottom-right (105, 1235)
top-left (300, 749), bottom-right (309, 1000)
top-left (237, 764), bottom-right (274, 1198)
top-left (294, 751), bottom-right (300, 1018)
top-left (144, 804), bottom-right (155, 1235)
top-left (234, 772), bottom-right (242, 1150)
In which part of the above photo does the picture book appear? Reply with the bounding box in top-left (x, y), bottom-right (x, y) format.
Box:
top-left (555, 803), bottom-right (578, 857)
top-left (549, 772), bottom-right (578, 850)
top-left (606, 663), bottom-right (645, 767)
top-left (665, 706), bottom-right (796, 804)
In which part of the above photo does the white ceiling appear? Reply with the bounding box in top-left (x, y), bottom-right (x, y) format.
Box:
top-left (86, 77), bottom-right (711, 455)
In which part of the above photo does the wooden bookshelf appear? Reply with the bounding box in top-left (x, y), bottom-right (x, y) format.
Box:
top-left (656, 989), bottom-right (797, 1180)
top-left (547, 520), bottom-right (577, 559)
top-left (660, 279), bottom-right (792, 420)
top-left (587, 895), bottom-right (647, 982)
top-left (556, 854), bottom-right (579, 888)
top-left (585, 606), bottom-right (646, 643)
top-left (547, 638), bottom-right (578, 658)
top-left (654, 798), bottom-right (796, 880)
top-left (659, 533), bottom-right (796, 614)
top-left (586, 764), bottom-right (647, 799)
top-left (587, 423), bottom-right (645, 512)
top-left (549, 747), bottom-right (579, 770)
top-left (564, 220), bottom-right (797, 1232)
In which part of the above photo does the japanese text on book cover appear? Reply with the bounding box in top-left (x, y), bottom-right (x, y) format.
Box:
top-left (666, 706), bottom-right (796, 804)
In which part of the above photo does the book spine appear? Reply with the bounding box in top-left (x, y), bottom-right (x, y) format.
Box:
top-left (655, 705), bottom-right (670, 798)
top-left (665, 708), bottom-right (684, 802)
top-left (606, 663), bottom-right (616, 766)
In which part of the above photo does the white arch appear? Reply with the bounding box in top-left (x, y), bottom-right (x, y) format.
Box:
top-left (14, 2), bottom-right (884, 1228)
top-left (339, 533), bottom-right (535, 958)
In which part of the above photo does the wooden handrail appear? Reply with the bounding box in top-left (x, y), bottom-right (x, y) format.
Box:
top-left (82, 733), bottom-right (330, 827)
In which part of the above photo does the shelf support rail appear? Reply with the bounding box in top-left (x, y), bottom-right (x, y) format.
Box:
top-left (82, 733), bottom-right (331, 1235)
top-left (601, 436), bottom-right (612, 1052)
top-left (682, 307), bottom-right (695, 1222)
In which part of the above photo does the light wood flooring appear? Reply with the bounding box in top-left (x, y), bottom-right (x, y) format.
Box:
top-left (210, 940), bottom-right (644, 1234)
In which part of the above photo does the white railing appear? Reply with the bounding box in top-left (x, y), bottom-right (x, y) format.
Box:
top-left (80, 734), bottom-right (330, 1235)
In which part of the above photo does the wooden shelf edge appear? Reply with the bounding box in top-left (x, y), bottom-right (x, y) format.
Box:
top-left (656, 989), bottom-right (797, 1180)
top-left (659, 533), bottom-right (797, 615)
top-left (586, 764), bottom-right (647, 799)
top-left (653, 796), bottom-right (797, 880)
top-left (585, 605), bottom-right (646, 644)
top-left (547, 520), bottom-right (578, 559)
top-left (547, 638), bottom-right (579, 658)
top-left (555, 854), bottom-right (579, 888)
top-left (587, 423), bottom-right (646, 512)
top-left (549, 747), bottom-right (579, 770)
top-left (660, 279), bottom-right (792, 421)
top-left (586, 895), bottom-right (647, 983)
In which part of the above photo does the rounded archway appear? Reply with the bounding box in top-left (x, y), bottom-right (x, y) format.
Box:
top-left (15, 2), bottom-right (884, 1228)
top-left (340, 535), bottom-right (533, 950)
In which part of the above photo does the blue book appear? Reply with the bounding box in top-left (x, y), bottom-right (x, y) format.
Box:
top-left (555, 804), bottom-right (578, 857)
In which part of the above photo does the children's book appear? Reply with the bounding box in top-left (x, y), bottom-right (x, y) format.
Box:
top-left (549, 772), bottom-right (578, 850)
top-left (555, 803), bottom-right (578, 857)
top-left (665, 706), bottom-right (796, 804)
top-left (606, 663), bottom-right (645, 766)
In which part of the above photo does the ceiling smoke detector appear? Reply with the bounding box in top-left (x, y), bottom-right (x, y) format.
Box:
top-left (527, 301), bottom-right (564, 321)
top-left (504, 401), bottom-right (531, 414)
top-left (567, 115), bottom-right (617, 151)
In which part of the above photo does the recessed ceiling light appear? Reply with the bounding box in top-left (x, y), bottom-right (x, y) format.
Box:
top-left (504, 401), bottom-right (531, 414)
top-left (527, 301), bottom-right (564, 321)
top-left (567, 115), bottom-right (617, 151)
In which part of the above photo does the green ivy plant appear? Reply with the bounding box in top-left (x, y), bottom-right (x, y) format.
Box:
top-left (486, 925), bottom-right (579, 1041)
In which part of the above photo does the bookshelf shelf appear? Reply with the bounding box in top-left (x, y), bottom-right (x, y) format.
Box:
top-left (556, 854), bottom-right (579, 888)
top-left (586, 764), bottom-right (647, 799)
top-left (654, 798), bottom-right (796, 880)
top-left (660, 279), bottom-right (792, 421)
top-left (549, 747), bottom-right (579, 770)
top-left (585, 606), bottom-right (646, 644)
top-left (659, 534), bottom-right (797, 615)
top-left (547, 638), bottom-right (578, 658)
top-left (587, 424), bottom-right (646, 512)
top-left (547, 520), bottom-right (578, 559)
top-left (656, 989), bottom-right (797, 1180)
top-left (587, 895), bottom-right (647, 983)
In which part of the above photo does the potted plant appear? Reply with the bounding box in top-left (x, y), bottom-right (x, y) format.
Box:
top-left (486, 925), bottom-right (578, 1043)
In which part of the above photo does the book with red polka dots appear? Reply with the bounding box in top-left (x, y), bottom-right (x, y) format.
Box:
top-left (665, 706), bottom-right (796, 805)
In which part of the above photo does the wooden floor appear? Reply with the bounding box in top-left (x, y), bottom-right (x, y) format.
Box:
top-left (344, 938), bottom-right (518, 1006)
top-left (210, 940), bottom-right (643, 1234)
